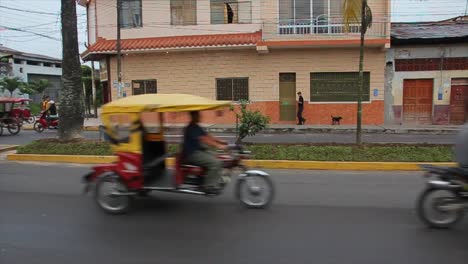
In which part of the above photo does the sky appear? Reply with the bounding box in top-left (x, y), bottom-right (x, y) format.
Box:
top-left (0, 0), bottom-right (466, 60)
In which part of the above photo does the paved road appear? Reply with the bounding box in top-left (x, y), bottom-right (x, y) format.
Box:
top-left (1, 161), bottom-right (467, 263)
top-left (0, 130), bottom-right (457, 145)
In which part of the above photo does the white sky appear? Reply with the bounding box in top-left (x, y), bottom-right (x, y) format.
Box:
top-left (0, 0), bottom-right (466, 59)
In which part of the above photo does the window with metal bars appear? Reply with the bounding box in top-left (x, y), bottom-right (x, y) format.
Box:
top-left (171, 0), bottom-right (197, 25)
top-left (132, 80), bottom-right (157, 95)
top-left (310, 72), bottom-right (370, 102)
top-left (216, 78), bottom-right (249, 101)
top-left (119, 0), bottom-right (142, 28)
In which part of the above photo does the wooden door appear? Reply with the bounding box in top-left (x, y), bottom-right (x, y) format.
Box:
top-left (450, 78), bottom-right (468, 124)
top-left (279, 73), bottom-right (297, 121)
top-left (403, 79), bottom-right (433, 125)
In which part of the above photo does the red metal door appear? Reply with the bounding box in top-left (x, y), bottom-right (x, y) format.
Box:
top-left (403, 79), bottom-right (433, 125)
top-left (450, 78), bottom-right (468, 124)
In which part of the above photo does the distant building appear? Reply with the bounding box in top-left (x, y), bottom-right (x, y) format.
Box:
top-left (386, 16), bottom-right (468, 125)
top-left (0, 45), bottom-right (62, 102)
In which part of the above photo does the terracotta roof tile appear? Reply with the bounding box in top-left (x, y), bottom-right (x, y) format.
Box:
top-left (87, 31), bottom-right (262, 54)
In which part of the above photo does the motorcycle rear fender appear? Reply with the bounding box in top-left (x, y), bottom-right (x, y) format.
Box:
top-left (427, 180), bottom-right (462, 191)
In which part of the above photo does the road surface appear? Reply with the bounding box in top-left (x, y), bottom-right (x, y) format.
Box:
top-left (0, 130), bottom-right (457, 145)
top-left (1, 161), bottom-right (467, 263)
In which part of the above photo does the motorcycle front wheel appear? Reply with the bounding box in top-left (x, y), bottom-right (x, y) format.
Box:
top-left (27, 116), bottom-right (36, 124)
top-left (417, 188), bottom-right (464, 229)
top-left (33, 122), bottom-right (44, 133)
top-left (236, 175), bottom-right (274, 209)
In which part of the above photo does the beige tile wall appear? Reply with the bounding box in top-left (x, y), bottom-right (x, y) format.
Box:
top-left (108, 47), bottom-right (386, 102)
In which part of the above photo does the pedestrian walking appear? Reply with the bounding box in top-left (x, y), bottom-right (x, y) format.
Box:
top-left (297, 92), bottom-right (306, 125)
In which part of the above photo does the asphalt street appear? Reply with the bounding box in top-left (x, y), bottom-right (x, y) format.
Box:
top-left (1, 161), bottom-right (467, 263)
top-left (0, 130), bottom-right (457, 145)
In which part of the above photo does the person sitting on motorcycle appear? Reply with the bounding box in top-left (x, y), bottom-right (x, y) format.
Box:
top-left (44, 99), bottom-right (58, 126)
top-left (182, 111), bottom-right (227, 193)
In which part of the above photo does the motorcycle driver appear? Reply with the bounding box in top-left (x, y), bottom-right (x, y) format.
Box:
top-left (454, 97), bottom-right (468, 170)
top-left (182, 111), bottom-right (227, 193)
top-left (44, 98), bottom-right (58, 126)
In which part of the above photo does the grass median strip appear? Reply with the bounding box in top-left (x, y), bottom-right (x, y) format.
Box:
top-left (16, 139), bottom-right (454, 162)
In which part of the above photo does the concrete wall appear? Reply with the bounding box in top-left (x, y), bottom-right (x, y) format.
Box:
top-left (103, 47), bottom-right (386, 124)
top-left (385, 44), bottom-right (468, 125)
top-left (88, 0), bottom-right (97, 45)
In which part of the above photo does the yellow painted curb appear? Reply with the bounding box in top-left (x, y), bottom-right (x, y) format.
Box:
top-left (6, 154), bottom-right (457, 170)
top-left (7, 154), bottom-right (117, 164)
top-left (0, 145), bottom-right (18, 152)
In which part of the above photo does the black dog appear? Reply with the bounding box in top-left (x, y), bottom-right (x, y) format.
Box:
top-left (331, 116), bottom-right (342, 125)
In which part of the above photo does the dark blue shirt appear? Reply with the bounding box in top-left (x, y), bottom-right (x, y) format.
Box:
top-left (182, 123), bottom-right (207, 157)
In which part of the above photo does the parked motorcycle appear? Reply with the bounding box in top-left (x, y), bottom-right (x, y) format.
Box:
top-left (417, 164), bottom-right (468, 228)
top-left (33, 111), bottom-right (58, 133)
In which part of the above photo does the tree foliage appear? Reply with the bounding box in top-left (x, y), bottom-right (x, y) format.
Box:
top-left (231, 100), bottom-right (270, 144)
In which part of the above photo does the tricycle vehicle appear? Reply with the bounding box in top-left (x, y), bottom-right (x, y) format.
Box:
top-left (83, 94), bottom-right (275, 214)
top-left (0, 97), bottom-right (31, 135)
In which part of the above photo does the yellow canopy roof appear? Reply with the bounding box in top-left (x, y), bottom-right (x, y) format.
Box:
top-left (102, 94), bottom-right (231, 114)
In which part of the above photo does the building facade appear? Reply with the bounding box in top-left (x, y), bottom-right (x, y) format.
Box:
top-left (386, 16), bottom-right (468, 125)
top-left (80, 0), bottom-right (390, 125)
top-left (0, 45), bottom-right (63, 102)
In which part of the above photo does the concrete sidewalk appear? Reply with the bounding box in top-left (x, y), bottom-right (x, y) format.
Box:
top-left (22, 117), bottom-right (463, 135)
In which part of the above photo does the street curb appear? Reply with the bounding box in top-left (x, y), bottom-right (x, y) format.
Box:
top-left (20, 125), bottom-right (461, 135)
top-left (22, 126), bottom-right (100, 131)
top-left (6, 154), bottom-right (457, 171)
top-left (0, 145), bottom-right (18, 153)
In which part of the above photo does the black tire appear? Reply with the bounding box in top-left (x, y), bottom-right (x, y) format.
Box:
top-left (95, 174), bottom-right (132, 215)
top-left (236, 175), bottom-right (275, 209)
top-left (7, 123), bottom-right (21, 135)
top-left (33, 122), bottom-right (44, 133)
top-left (0, 126), bottom-right (3, 136)
top-left (417, 188), bottom-right (464, 229)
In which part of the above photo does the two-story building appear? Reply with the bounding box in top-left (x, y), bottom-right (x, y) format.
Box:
top-left (79, 0), bottom-right (390, 125)
top-left (0, 45), bottom-right (63, 102)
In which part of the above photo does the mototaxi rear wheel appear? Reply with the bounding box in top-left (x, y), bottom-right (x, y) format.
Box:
top-left (95, 174), bottom-right (132, 214)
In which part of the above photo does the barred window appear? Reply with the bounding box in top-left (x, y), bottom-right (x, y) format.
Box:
top-left (211, 0), bottom-right (252, 24)
top-left (119, 0), bottom-right (142, 28)
top-left (310, 72), bottom-right (370, 102)
top-left (216, 78), bottom-right (249, 101)
top-left (132, 80), bottom-right (157, 95)
top-left (171, 0), bottom-right (197, 25)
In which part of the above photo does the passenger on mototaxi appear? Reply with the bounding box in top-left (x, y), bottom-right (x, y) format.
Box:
top-left (182, 111), bottom-right (228, 193)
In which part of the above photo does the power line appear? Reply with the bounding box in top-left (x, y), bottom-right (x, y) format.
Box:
top-left (0, 5), bottom-right (58, 15)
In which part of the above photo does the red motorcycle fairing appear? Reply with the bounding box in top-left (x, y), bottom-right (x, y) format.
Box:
top-left (86, 152), bottom-right (144, 190)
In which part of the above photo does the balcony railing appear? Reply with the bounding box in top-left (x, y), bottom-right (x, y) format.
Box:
top-left (265, 16), bottom-right (388, 39)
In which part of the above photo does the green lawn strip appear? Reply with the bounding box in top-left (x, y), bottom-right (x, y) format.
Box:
top-left (16, 139), bottom-right (453, 162)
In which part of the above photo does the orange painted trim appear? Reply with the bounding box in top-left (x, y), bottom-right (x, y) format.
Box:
top-left (258, 38), bottom-right (390, 47)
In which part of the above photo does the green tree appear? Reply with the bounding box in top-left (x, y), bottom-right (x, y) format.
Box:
top-left (29, 79), bottom-right (51, 96)
top-left (59, 0), bottom-right (83, 140)
top-left (0, 77), bottom-right (26, 97)
top-left (231, 100), bottom-right (270, 144)
top-left (343, 0), bottom-right (373, 145)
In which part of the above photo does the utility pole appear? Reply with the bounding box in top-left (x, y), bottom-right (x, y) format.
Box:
top-left (116, 0), bottom-right (122, 98)
top-left (91, 61), bottom-right (97, 117)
